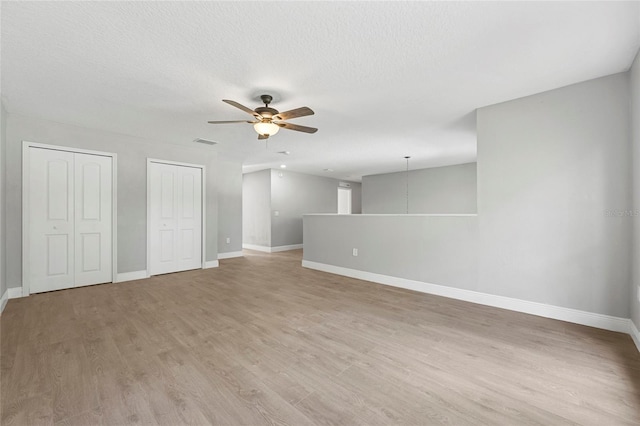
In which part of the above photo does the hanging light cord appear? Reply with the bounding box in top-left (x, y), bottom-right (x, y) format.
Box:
top-left (404, 156), bottom-right (410, 214)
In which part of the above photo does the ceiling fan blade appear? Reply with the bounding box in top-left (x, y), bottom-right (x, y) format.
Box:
top-left (207, 120), bottom-right (255, 124)
top-left (222, 99), bottom-right (261, 117)
top-left (257, 134), bottom-right (269, 140)
top-left (273, 107), bottom-right (314, 121)
top-left (276, 122), bottom-right (318, 134)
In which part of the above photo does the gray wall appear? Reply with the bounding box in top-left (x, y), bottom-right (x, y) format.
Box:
top-left (217, 158), bottom-right (243, 255)
top-left (350, 182), bottom-right (362, 214)
top-left (304, 215), bottom-right (478, 289)
top-left (0, 103), bottom-right (6, 300)
top-left (243, 169), bottom-right (362, 248)
top-left (5, 114), bottom-right (222, 288)
top-left (270, 169), bottom-right (348, 247)
top-left (362, 163), bottom-right (477, 214)
top-left (631, 50), bottom-right (640, 329)
top-left (242, 169), bottom-right (271, 247)
top-left (477, 73), bottom-right (631, 317)
top-left (304, 72), bottom-right (632, 319)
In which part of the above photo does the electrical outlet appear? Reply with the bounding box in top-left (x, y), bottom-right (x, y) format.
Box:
top-left (352, 248), bottom-right (358, 256)
top-left (226, 237), bottom-right (230, 244)
top-left (274, 210), bottom-right (279, 216)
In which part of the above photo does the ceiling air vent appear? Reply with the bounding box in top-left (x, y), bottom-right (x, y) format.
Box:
top-left (193, 138), bottom-right (218, 145)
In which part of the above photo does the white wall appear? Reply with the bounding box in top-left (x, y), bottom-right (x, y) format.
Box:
top-left (362, 163), bottom-right (477, 214)
top-left (217, 158), bottom-right (243, 255)
top-left (242, 169), bottom-right (272, 247)
top-left (5, 114), bottom-right (223, 288)
top-left (631, 50), bottom-right (640, 330)
top-left (477, 73), bottom-right (631, 317)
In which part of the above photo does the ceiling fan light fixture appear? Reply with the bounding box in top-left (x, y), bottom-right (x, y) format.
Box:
top-left (210, 96), bottom-right (316, 138)
top-left (253, 121), bottom-right (280, 136)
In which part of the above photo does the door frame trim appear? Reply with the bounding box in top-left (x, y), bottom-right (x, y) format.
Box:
top-left (146, 158), bottom-right (206, 277)
top-left (22, 141), bottom-right (118, 296)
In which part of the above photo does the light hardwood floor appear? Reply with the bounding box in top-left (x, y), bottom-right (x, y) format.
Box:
top-left (2, 249), bottom-right (639, 425)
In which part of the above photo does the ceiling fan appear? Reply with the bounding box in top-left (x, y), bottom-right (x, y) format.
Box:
top-left (208, 94), bottom-right (318, 140)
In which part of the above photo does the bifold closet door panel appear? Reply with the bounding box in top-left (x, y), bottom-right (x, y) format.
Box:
top-left (29, 148), bottom-right (76, 293)
top-left (149, 162), bottom-right (202, 276)
top-left (29, 147), bottom-right (113, 294)
top-left (149, 162), bottom-right (179, 275)
top-left (175, 165), bottom-right (202, 272)
top-left (74, 153), bottom-right (112, 287)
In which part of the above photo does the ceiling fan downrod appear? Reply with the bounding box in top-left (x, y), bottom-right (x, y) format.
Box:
top-left (260, 94), bottom-right (273, 107)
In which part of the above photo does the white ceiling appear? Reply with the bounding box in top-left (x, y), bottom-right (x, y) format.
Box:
top-left (2, 1), bottom-right (639, 181)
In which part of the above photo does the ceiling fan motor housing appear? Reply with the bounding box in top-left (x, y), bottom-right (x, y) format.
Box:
top-left (254, 106), bottom-right (279, 119)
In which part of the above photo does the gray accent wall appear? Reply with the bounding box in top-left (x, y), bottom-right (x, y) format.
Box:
top-left (304, 215), bottom-right (478, 289)
top-left (5, 114), bottom-right (222, 288)
top-left (243, 169), bottom-right (362, 248)
top-left (0, 103), bottom-right (6, 299)
top-left (362, 163), bottom-right (477, 214)
top-left (271, 169), bottom-right (347, 247)
top-left (217, 158), bottom-right (243, 254)
top-left (477, 73), bottom-right (631, 317)
top-left (242, 169), bottom-right (271, 247)
top-left (631, 50), bottom-right (640, 330)
top-left (350, 182), bottom-right (362, 214)
top-left (304, 72), bottom-right (633, 319)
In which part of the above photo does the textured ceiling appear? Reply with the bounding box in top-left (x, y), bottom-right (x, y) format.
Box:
top-left (2, 1), bottom-right (639, 180)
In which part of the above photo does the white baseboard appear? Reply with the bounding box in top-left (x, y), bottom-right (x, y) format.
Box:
top-left (204, 260), bottom-right (219, 269)
top-left (218, 251), bottom-right (244, 260)
top-left (8, 287), bottom-right (23, 299)
top-left (242, 244), bottom-right (271, 252)
top-left (302, 260), bottom-right (632, 335)
top-left (116, 270), bottom-right (148, 283)
top-left (271, 244), bottom-right (303, 252)
top-left (243, 243), bottom-right (303, 253)
top-left (0, 289), bottom-right (8, 314)
top-left (630, 320), bottom-right (640, 353)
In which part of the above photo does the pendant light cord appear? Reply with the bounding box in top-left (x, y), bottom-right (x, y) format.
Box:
top-left (404, 156), bottom-right (410, 214)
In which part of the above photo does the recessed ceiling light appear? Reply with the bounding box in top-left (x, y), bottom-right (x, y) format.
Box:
top-left (278, 151), bottom-right (290, 155)
top-left (280, 164), bottom-right (287, 168)
top-left (323, 168), bottom-right (334, 172)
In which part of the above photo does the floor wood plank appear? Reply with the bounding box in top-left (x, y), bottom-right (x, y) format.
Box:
top-left (2, 249), bottom-right (639, 425)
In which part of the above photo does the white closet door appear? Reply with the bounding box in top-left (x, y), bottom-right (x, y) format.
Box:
top-left (74, 153), bottom-right (112, 287)
top-left (29, 147), bottom-right (113, 294)
top-left (149, 163), bottom-right (179, 275)
top-left (176, 165), bottom-right (202, 272)
top-left (29, 148), bottom-right (75, 293)
top-left (149, 162), bottom-right (202, 275)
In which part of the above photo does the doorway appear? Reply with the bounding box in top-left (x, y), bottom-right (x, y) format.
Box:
top-left (338, 187), bottom-right (352, 214)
